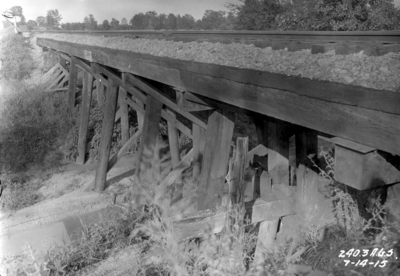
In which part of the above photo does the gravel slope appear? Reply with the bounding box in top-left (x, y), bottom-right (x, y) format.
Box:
top-left (37, 33), bottom-right (400, 92)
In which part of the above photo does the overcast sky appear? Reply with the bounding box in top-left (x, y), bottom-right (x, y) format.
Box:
top-left (2, 0), bottom-right (400, 24)
top-left (1, 0), bottom-right (240, 23)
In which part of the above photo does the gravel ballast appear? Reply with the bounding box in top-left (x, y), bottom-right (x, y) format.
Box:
top-left (37, 34), bottom-right (400, 92)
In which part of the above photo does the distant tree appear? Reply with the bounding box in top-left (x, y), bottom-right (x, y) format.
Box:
top-left (158, 13), bottom-right (167, 29)
top-left (26, 20), bottom-right (38, 30)
top-left (46, 9), bottom-right (62, 29)
top-left (110, 18), bottom-right (120, 29)
top-left (130, 13), bottom-right (146, 29)
top-left (36, 16), bottom-right (46, 27)
top-left (84, 14), bottom-right (97, 30)
top-left (144, 11), bottom-right (157, 29)
top-left (275, 0), bottom-right (400, 31)
top-left (229, 0), bottom-right (282, 30)
top-left (177, 14), bottom-right (195, 29)
top-left (201, 10), bottom-right (227, 30)
top-left (10, 6), bottom-right (26, 25)
top-left (121, 17), bottom-right (128, 25)
top-left (152, 15), bottom-right (164, 30)
top-left (194, 19), bottom-right (203, 30)
top-left (61, 22), bottom-right (71, 30)
top-left (102, 19), bottom-right (110, 30)
top-left (165, 13), bottom-right (177, 29)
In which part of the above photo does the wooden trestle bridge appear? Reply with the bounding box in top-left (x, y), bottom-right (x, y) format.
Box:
top-left (36, 30), bottom-right (400, 246)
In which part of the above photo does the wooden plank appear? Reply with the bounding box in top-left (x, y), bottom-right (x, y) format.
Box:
top-left (119, 87), bottom-right (130, 145)
top-left (192, 124), bottom-right (206, 180)
top-left (135, 95), bottom-right (163, 178)
top-left (76, 71), bottom-right (94, 165)
top-left (197, 110), bottom-right (235, 210)
top-left (126, 74), bottom-right (208, 130)
top-left (94, 79), bottom-right (119, 192)
top-left (174, 197), bottom-right (295, 241)
top-left (36, 39), bottom-right (400, 115)
top-left (67, 56), bottom-right (79, 109)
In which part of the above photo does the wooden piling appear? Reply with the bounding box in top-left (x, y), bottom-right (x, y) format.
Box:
top-left (295, 127), bottom-right (319, 201)
top-left (192, 124), bottom-right (206, 181)
top-left (94, 79), bottom-right (119, 192)
top-left (67, 56), bottom-right (79, 110)
top-left (96, 78), bottom-right (104, 107)
top-left (197, 110), bottom-right (235, 211)
top-left (119, 87), bottom-right (130, 145)
top-left (167, 110), bottom-right (181, 179)
top-left (76, 70), bottom-right (94, 165)
top-left (135, 95), bottom-right (163, 179)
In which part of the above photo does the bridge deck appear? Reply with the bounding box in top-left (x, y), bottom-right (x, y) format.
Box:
top-left (37, 37), bottom-right (400, 156)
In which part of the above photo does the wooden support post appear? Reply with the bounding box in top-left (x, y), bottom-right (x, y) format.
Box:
top-left (136, 99), bottom-right (145, 130)
top-left (67, 57), bottom-right (79, 110)
top-left (96, 78), bottom-right (104, 107)
top-left (267, 120), bottom-right (292, 186)
top-left (295, 128), bottom-right (319, 201)
top-left (167, 110), bottom-right (181, 179)
top-left (192, 124), bottom-right (206, 181)
top-left (135, 95), bottom-right (163, 179)
top-left (94, 79), bottom-right (119, 192)
top-left (197, 110), bottom-right (235, 211)
top-left (76, 71), bottom-right (94, 165)
top-left (255, 119), bottom-right (293, 258)
top-left (252, 116), bottom-right (269, 199)
top-left (119, 87), bottom-right (130, 145)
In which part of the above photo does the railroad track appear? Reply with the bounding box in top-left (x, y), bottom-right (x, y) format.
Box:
top-left (31, 30), bottom-right (400, 56)
top-left (31, 30), bottom-right (400, 43)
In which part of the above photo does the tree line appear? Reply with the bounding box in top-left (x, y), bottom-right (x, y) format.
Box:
top-left (4, 0), bottom-right (400, 32)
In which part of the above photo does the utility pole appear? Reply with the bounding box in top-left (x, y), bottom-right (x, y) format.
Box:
top-left (2, 11), bottom-right (20, 34)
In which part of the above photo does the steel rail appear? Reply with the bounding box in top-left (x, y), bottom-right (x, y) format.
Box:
top-left (30, 30), bottom-right (400, 43)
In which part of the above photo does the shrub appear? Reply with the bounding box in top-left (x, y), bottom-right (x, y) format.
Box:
top-left (0, 32), bottom-right (35, 80)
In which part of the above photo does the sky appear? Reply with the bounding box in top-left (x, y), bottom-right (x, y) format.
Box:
top-left (1, 0), bottom-right (240, 23)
